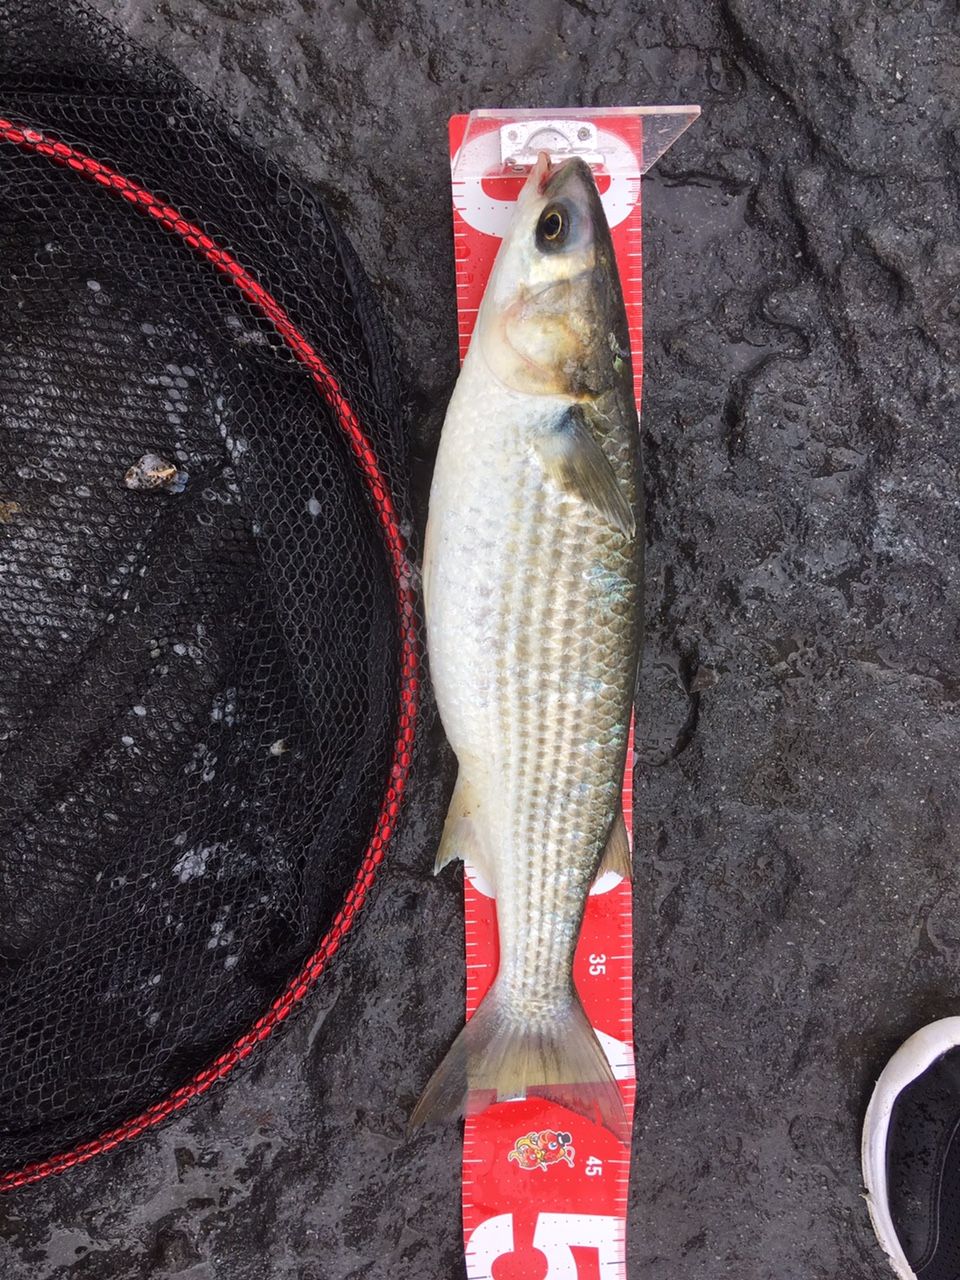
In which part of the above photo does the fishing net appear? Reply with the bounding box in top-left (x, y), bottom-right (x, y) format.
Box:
top-left (0, 0), bottom-right (418, 1188)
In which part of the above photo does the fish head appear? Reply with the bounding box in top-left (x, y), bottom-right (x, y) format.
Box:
top-left (478, 152), bottom-right (629, 401)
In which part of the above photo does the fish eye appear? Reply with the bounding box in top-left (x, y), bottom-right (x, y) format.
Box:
top-left (536, 202), bottom-right (571, 250)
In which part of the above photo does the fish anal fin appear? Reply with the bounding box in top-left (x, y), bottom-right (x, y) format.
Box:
top-left (433, 816), bottom-right (483, 876)
top-left (534, 405), bottom-right (636, 540)
top-left (597, 807), bottom-right (632, 881)
top-left (433, 775), bottom-right (491, 883)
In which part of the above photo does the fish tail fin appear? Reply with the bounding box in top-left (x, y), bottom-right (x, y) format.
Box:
top-left (409, 984), bottom-right (627, 1142)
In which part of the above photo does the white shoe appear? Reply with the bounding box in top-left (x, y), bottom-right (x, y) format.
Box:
top-left (862, 1018), bottom-right (960, 1280)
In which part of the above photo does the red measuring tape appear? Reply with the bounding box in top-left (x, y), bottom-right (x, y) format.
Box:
top-left (449, 110), bottom-right (646, 1280)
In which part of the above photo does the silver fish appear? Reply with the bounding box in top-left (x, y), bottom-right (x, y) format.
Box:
top-left (413, 153), bottom-right (641, 1138)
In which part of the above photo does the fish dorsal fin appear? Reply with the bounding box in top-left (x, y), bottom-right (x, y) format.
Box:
top-left (534, 405), bottom-right (636, 540)
top-left (597, 806), bottom-right (632, 881)
top-left (434, 774), bottom-right (494, 887)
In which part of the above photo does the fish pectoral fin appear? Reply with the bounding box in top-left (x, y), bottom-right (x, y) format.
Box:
top-left (433, 776), bottom-right (492, 883)
top-left (534, 405), bottom-right (636, 540)
top-left (597, 806), bottom-right (632, 881)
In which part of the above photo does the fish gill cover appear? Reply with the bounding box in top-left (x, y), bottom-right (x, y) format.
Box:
top-left (0, 0), bottom-right (417, 1186)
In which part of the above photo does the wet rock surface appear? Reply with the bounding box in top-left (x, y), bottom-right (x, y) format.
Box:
top-left (2, 1), bottom-right (959, 1277)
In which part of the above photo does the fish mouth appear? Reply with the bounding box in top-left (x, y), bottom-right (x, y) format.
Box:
top-left (539, 154), bottom-right (596, 197)
top-left (530, 151), bottom-right (595, 196)
top-left (531, 150), bottom-right (553, 193)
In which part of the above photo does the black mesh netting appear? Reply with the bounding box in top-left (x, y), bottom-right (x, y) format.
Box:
top-left (0, 0), bottom-right (418, 1185)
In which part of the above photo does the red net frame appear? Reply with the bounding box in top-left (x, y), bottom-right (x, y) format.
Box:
top-left (0, 117), bottom-right (419, 1192)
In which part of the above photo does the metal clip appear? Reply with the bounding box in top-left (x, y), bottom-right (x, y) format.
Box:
top-left (499, 118), bottom-right (605, 170)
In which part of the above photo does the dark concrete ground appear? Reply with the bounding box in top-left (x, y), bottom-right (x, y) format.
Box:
top-left (2, 0), bottom-right (959, 1277)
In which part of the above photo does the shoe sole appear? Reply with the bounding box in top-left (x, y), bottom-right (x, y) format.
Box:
top-left (861, 1016), bottom-right (960, 1280)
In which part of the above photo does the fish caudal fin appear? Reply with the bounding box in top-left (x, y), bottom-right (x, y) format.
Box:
top-left (409, 985), bottom-right (628, 1142)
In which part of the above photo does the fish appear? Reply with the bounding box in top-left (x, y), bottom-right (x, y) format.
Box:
top-left (412, 152), bottom-right (641, 1139)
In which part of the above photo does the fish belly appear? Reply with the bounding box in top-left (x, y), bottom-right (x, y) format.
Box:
top-left (425, 355), bottom-right (638, 1017)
